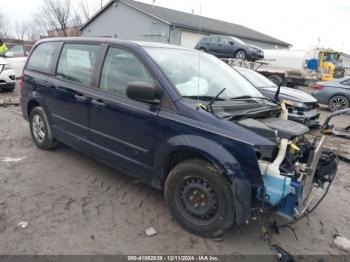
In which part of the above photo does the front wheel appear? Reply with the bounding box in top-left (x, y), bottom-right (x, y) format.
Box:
top-left (164, 159), bottom-right (234, 237)
top-left (328, 95), bottom-right (349, 112)
top-left (29, 106), bottom-right (58, 150)
top-left (235, 50), bottom-right (246, 60)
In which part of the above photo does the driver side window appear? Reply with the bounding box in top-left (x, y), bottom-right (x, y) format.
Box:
top-left (100, 47), bottom-right (155, 97)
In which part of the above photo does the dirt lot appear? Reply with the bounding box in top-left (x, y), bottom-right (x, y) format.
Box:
top-left (0, 85), bottom-right (349, 256)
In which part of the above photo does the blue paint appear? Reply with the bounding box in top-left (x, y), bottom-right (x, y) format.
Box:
top-left (259, 175), bottom-right (292, 206)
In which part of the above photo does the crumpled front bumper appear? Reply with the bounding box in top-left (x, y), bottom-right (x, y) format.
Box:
top-left (288, 112), bottom-right (320, 128)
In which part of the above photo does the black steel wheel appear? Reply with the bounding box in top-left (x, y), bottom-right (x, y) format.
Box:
top-left (178, 177), bottom-right (219, 223)
top-left (165, 159), bottom-right (234, 237)
top-left (329, 95), bottom-right (349, 112)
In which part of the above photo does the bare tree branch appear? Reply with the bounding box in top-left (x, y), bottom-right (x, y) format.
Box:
top-left (15, 21), bottom-right (29, 40)
top-left (0, 9), bottom-right (11, 38)
top-left (36, 0), bottom-right (72, 37)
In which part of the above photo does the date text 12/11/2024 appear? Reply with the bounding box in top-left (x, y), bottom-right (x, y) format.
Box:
top-left (127, 256), bottom-right (219, 261)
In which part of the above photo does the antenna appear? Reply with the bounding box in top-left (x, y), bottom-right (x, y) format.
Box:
top-left (197, 2), bottom-right (202, 101)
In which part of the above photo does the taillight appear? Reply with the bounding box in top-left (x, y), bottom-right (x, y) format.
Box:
top-left (315, 84), bottom-right (324, 90)
top-left (19, 75), bottom-right (24, 89)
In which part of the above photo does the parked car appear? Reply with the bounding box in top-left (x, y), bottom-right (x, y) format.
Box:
top-left (312, 77), bottom-right (350, 111)
top-left (0, 57), bottom-right (16, 92)
top-left (194, 35), bottom-right (264, 61)
top-left (235, 67), bottom-right (320, 127)
top-left (1, 44), bottom-right (32, 78)
top-left (21, 38), bottom-right (336, 237)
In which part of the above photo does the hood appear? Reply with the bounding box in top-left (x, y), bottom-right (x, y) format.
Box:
top-left (259, 86), bottom-right (317, 103)
top-left (0, 57), bottom-right (8, 65)
top-left (248, 45), bottom-right (263, 51)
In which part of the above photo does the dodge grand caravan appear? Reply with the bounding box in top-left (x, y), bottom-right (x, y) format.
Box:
top-left (21, 38), bottom-right (337, 237)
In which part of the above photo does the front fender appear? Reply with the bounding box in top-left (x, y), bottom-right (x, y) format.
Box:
top-left (159, 134), bottom-right (241, 175)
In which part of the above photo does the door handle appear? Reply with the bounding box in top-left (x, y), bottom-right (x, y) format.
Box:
top-left (74, 94), bottom-right (88, 102)
top-left (91, 99), bottom-right (105, 108)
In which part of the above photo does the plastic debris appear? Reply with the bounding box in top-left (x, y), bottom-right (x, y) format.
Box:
top-left (18, 221), bottom-right (28, 229)
top-left (333, 234), bottom-right (350, 252)
top-left (145, 227), bottom-right (157, 236)
top-left (1, 157), bottom-right (26, 162)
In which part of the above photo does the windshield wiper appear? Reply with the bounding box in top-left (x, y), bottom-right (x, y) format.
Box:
top-left (230, 95), bottom-right (275, 104)
top-left (230, 95), bottom-right (267, 100)
top-left (207, 88), bottom-right (226, 112)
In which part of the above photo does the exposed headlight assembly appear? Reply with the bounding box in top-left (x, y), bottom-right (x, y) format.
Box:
top-left (282, 100), bottom-right (308, 110)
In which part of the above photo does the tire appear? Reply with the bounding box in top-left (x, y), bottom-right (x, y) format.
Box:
top-left (164, 159), bottom-right (234, 237)
top-left (268, 74), bottom-right (284, 86)
top-left (235, 50), bottom-right (246, 60)
top-left (328, 95), bottom-right (349, 112)
top-left (29, 106), bottom-right (58, 150)
top-left (199, 47), bottom-right (207, 52)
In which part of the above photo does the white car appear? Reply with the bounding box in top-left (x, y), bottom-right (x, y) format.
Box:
top-left (0, 57), bottom-right (16, 92)
top-left (2, 44), bottom-right (30, 78)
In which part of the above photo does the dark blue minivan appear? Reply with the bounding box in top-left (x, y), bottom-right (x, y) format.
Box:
top-left (21, 38), bottom-right (336, 237)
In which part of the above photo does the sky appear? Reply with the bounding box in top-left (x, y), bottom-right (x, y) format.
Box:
top-left (1, 0), bottom-right (350, 53)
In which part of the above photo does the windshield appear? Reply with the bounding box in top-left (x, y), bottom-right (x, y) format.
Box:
top-left (323, 52), bottom-right (340, 62)
top-left (145, 47), bottom-right (263, 100)
top-left (236, 68), bottom-right (276, 88)
top-left (230, 37), bottom-right (245, 44)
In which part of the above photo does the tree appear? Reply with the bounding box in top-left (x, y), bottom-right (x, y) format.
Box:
top-left (36, 0), bottom-right (72, 37)
top-left (0, 9), bottom-right (11, 38)
top-left (15, 21), bottom-right (28, 40)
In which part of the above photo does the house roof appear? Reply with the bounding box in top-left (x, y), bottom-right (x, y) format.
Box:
top-left (81, 0), bottom-right (291, 47)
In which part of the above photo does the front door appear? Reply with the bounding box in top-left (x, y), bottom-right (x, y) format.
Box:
top-left (88, 46), bottom-right (159, 179)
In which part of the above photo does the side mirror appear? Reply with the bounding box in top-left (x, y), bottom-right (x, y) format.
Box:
top-left (126, 81), bottom-right (161, 105)
top-left (229, 41), bottom-right (234, 45)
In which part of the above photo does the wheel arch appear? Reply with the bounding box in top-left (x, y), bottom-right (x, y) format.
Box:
top-left (154, 136), bottom-right (242, 189)
top-left (328, 93), bottom-right (350, 103)
top-left (27, 99), bottom-right (41, 118)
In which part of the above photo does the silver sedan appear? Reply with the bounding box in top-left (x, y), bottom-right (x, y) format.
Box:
top-left (312, 77), bottom-right (350, 111)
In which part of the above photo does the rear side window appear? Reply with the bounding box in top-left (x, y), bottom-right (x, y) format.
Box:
top-left (27, 42), bottom-right (59, 74)
top-left (100, 47), bottom-right (154, 97)
top-left (56, 44), bottom-right (99, 86)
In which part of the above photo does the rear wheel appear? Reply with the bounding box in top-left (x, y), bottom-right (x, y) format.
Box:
top-left (199, 47), bottom-right (207, 52)
top-left (29, 106), bottom-right (58, 150)
top-left (235, 50), bottom-right (246, 60)
top-left (268, 74), bottom-right (284, 86)
top-left (164, 159), bottom-right (234, 237)
top-left (328, 95), bottom-right (349, 112)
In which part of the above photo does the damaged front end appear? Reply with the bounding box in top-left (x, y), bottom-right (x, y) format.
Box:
top-left (256, 135), bottom-right (337, 220)
top-left (232, 105), bottom-right (338, 223)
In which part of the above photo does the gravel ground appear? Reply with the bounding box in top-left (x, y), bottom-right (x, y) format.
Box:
top-left (0, 85), bottom-right (349, 255)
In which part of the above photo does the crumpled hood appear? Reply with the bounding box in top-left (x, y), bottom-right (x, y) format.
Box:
top-left (259, 86), bottom-right (317, 103)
